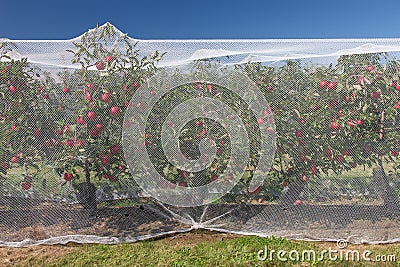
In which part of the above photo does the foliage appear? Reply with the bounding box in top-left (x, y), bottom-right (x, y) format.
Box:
top-left (0, 25), bottom-right (398, 204)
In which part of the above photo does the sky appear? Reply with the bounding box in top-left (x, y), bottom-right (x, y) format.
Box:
top-left (1, 0), bottom-right (400, 40)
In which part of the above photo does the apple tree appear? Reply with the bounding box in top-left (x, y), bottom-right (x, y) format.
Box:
top-left (0, 41), bottom-right (61, 192)
top-left (47, 23), bottom-right (164, 209)
top-left (242, 54), bottom-right (399, 205)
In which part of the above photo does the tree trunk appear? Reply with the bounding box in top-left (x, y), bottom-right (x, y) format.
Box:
top-left (76, 159), bottom-right (97, 211)
top-left (373, 163), bottom-right (397, 208)
top-left (374, 109), bottom-right (397, 208)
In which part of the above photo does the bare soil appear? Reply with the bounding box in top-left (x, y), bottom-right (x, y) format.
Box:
top-left (0, 202), bottom-right (399, 246)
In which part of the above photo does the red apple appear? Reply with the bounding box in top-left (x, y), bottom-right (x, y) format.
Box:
top-left (42, 94), bottom-right (49, 99)
top-left (201, 129), bottom-right (207, 135)
top-left (319, 80), bottom-right (329, 88)
top-left (10, 156), bottom-right (20, 164)
top-left (33, 129), bottom-right (41, 137)
top-left (263, 108), bottom-right (272, 115)
top-left (195, 120), bottom-right (202, 126)
top-left (77, 116), bottom-right (85, 125)
top-left (91, 125), bottom-right (102, 133)
top-left (257, 118), bottom-right (264, 124)
top-left (391, 151), bottom-right (399, 157)
top-left (89, 129), bottom-right (99, 137)
top-left (65, 139), bottom-right (74, 147)
top-left (133, 82), bottom-right (141, 89)
top-left (105, 56), bottom-right (114, 62)
top-left (110, 106), bottom-right (120, 116)
top-left (11, 125), bottom-right (17, 131)
top-left (75, 139), bottom-right (83, 147)
top-left (282, 181), bottom-right (288, 187)
top-left (85, 92), bottom-right (92, 102)
top-left (356, 119), bottom-right (364, 126)
top-left (311, 105), bottom-right (320, 111)
top-left (357, 76), bottom-right (366, 84)
top-left (266, 127), bottom-right (275, 134)
top-left (1, 65), bottom-right (11, 74)
top-left (21, 182), bottom-right (31, 190)
top-left (63, 87), bottom-right (70, 93)
top-left (335, 154), bottom-right (344, 162)
top-left (101, 93), bottom-right (112, 103)
top-left (295, 199), bottom-right (302, 205)
top-left (366, 65), bottom-right (375, 71)
top-left (9, 85), bottom-right (17, 94)
top-left (110, 144), bottom-right (120, 154)
top-left (347, 120), bottom-right (355, 128)
top-left (85, 83), bottom-right (96, 91)
top-left (87, 111), bottom-right (96, 120)
top-left (330, 121), bottom-right (340, 130)
top-left (105, 175), bottom-right (115, 182)
top-left (300, 174), bottom-right (308, 181)
top-left (64, 173), bottom-right (73, 181)
top-left (211, 175), bottom-right (218, 181)
top-left (96, 61), bottom-right (105, 70)
top-left (370, 91), bottom-right (380, 100)
top-left (395, 101), bottom-right (400, 109)
top-left (326, 149), bottom-right (333, 160)
top-left (264, 85), bottom-right (273, 92)
top-left (99, 154), bottom-right (111, 165)
top-left (206, 84), bottom-right (213, 90)
top-left (295, 130), bottom-right (303, 137)
top-left (327, 81), bottom-right (337, 90)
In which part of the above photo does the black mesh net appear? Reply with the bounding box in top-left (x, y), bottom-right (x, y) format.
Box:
top-left (0, 23), bottom-right (399, 246)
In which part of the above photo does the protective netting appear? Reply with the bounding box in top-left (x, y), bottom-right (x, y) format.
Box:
top-left (0, 23), bottom-right (399, 247)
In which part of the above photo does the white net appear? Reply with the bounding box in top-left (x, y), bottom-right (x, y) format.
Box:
top-left (0, 23), bottom-right (399, 246)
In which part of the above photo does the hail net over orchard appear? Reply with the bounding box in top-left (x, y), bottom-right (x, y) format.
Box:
top-left (0, 23), bottom-right (399, 246)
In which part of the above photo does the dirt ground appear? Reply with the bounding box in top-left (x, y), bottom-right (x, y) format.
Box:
top-left (1, 202), bottom-right (400, 266)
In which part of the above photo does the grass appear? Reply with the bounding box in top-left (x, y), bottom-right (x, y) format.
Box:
top-left (7, 231), bottom-right (399, 267)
